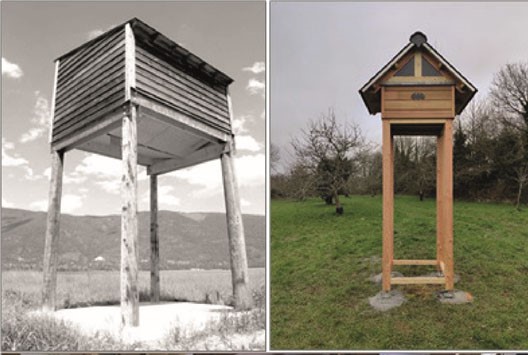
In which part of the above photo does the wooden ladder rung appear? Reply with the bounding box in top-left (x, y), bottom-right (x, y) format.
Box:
top-left (393, 259), bottom-right (437, 266)
top-left (391, 276), bottom-right (446, 285)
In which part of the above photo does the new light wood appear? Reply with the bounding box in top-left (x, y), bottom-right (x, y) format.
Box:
top-left (391, 276), bottom-right (446, 285)
top-left (393, 259), bottom-right (437, 266)
top-left (382, 119), bottom-right (394, 292)
top-left (150, 174), bottom-right (160, 303)
top-left (121, 103), bottom-right (139, 327)
top-left (42, 150), bottom-right (64, 311)
top-left (436, 130), bottom-right (445, 271)
top-left (442, 119), bottom-right (455, 290)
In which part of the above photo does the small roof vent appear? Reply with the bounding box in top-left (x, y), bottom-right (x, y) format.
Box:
top-left (410, 31), bottom-right (427, 47)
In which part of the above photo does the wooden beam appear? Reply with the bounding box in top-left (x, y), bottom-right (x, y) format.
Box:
top-left (393, 259), bottom-right (437, 266)
top-left (77, 134), bottom-right (154, 166)
top-left (42, 150), bottom-right (64, 312)
top-left (150, 174), bottom-right (160, 303)
top-left (221, 138), bottom-right (252, 310)
top-left (125, 23), bottom-right (136, 101)
top-left (147, 143), bottom-right (226, 175)
top-left (442, 119), bottom-right (455, 290)
top-left (436, 131), bottom-right (445, 272)
top-left (49, 60), bottom-right (60, 144)
top-left (121, 103), bottom-right (139, 327)
top-left (381, 119), bottom-right (394, 292)
top-left (391, 276), bottom-right (446, 285)
top-left (133, 93), bottom-right (229, 143)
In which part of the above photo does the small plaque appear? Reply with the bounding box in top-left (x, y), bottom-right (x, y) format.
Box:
top-left (411, 92), bottom-right (426, 100)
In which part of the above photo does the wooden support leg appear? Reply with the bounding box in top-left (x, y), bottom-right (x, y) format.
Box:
top-left (381, 120), bottom-right (394, 292)
top-left (42, 150), bottom-right (64, 311)
top-left (436, 134), bottom-right (445, 272)
top-left (150, 174), bottom-right (160, 303)
top-left (442, 120), bottom-right (455, 290)
top-left (221, 142), bottom-right (253, 310)
top-left (121, 104), bottom-right (139, 326)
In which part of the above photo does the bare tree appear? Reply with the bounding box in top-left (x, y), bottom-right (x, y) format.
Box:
top-left (291, 109), bottom-right (365, 214)
top-left (270, 143), bottom-right (281, 175)
top-left (514, 163), bottom-right (528, 210)
top-left (490, 62), bottom-right (528, 133)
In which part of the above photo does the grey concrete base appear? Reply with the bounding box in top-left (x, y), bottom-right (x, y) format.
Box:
top-left (370, 271), bottom-right (403, 284)
top-left (437, 290), bottom-right (473, 304)
top-left (369, 290), bottom-right (406, 311)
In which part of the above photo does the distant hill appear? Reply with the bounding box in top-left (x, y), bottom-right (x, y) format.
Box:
top-left (1, 208), bottom-right (265, 271)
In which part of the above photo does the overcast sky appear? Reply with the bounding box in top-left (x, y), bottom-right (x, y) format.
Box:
top-left (2, 1), bottom-right (265, 216)
top-left (271, 2), bottom-right (528, 172)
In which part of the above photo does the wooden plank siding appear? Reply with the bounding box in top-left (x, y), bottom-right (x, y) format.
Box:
top-left (52, 28), bottom-right (126, 146)
top-left (135, 45), bottom-right (231, 133)
top-left (382, 86), bottom-right (454, 119)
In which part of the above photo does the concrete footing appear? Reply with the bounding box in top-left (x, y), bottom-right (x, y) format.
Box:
top-left (437, 290), bottom-right (473, 304)
top-left (369, 271), bottom-right (403, 284)
top-left (368, 290), bottom-right (406, 311)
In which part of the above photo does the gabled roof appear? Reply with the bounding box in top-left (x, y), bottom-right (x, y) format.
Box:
top-left (56, 18), bottom-right (233, 88)
top-left (359, 31), bottom-right (477, 115)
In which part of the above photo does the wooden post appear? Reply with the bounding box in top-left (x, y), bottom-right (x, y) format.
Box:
top-left (221, 140), bottom-right (252, 310)
top-left (436, 133), bottom-right (445, 272)
top-left (121, 103), bottom-right (139, 327)
top-left (381, 119), bottom-right (394, 292)
top-left (42, 149), bottom-right (64, 311)
top-left (442, 119), bottom-right (455, 290)
top-left (150, 174), bottom-right (160, 303)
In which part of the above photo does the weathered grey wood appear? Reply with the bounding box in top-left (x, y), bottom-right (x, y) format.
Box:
top-left (42, 149), bottom-right (64, 311)
top-left (148, 142), bottom-right (226, 175)
top-left (125, 23), bottom-right (136, 101)
top-left (150, 174), bottom-right (160, 303)
top-left (121, 103), bottom-right (139, 327)
top-left (77, 134), bottom-right (155, 166)
top-left (132, 93), bottom-right (230, 142)
top-left (48, 60), bottom-right (60, 143)
top-left (221, 139), bottom-right (252, 310)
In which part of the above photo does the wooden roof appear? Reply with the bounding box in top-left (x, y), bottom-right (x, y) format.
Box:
top-left (359, 31), bottom-right (477, 115)
top-left (56, 18), bottom-right (233, 89)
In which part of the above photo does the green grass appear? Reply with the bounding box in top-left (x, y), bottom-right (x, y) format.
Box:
top-left (270, 195), bottom-right (528, 350)
top-left (2, 268), bottom-right (265, 351)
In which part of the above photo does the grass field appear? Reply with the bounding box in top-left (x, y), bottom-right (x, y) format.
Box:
top-left (270, 195), bottom-right (528, 350)
top-left (2, 268), bottom-right (265, 351)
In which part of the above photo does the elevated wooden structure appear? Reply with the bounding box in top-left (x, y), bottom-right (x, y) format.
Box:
top-left (359, 32), bottom-right (476, 292)
top-left (42, 18), bottom-right (253, 327)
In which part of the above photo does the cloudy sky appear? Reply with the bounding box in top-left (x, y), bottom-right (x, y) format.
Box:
top-left (271, 2), bottom-right (528, 172)
top-left (2, 1), bottom-right (265, 215)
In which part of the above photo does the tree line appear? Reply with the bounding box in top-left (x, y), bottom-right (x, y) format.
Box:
top-left (271, 62), bottom-right (528, 212)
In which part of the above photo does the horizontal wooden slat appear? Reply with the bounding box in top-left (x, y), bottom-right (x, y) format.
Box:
top-left (136, 81), bottom-right (230, 131)
top-left (58, 29), bottom-right (124, 81)
top-left (383, 110), bottom-right (453, 119)
top-left (391, 276), bottom-right (446, 285)
top-left (384, 89), bottom-right (452, 101)
top-left (54, 81), bottom-right (124, 126)
top-left (53, 96), bottom-right (124, 144)
top-left (393, 259), bottom-right (438, 266)
top-left (136, 46), bottom-right (227, 102)
top-left (52, 91), bottom-right (124, 142)
top-left (136, 74), bottom-right (229, 125)
top-left (55, 67), bottom-right (124, 118)
top-left (384, 100), bottom-right (452, 111)
top-left (56, 44), bottom-right (124, 99)
top-left (136, 63), bottom-right (228, 115)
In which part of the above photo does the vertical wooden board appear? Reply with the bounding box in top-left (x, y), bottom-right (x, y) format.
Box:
top-left (221, 139), bottom-right (252, 310)
top-left (42, 150), bottom-right (64, 311)
top-left (381, 119), bottom-right (394, 292)
top-left (125, 23), bottom-right (136, 101)
top-left (150, 174), bottom-right (160, 303)
top-left (49, 60), bottom-right (60, 144)
top-left (443, 119), bottom-right (455, 290)
top-left (436, 133), bottom-right (444, 270)
top-left (121, 104), bottom-right (139, 326)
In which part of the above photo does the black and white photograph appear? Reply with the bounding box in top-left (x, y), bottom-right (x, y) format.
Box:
top-left (2, 1), bottom-right (265, 351)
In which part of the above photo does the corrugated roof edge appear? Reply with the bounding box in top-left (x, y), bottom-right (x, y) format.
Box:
top-left (54, 17), bottom-right (234, 86)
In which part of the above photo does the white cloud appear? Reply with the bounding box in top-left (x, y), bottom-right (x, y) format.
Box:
top-left (241, 198), bottom-right (251, 207)
top-left (158, 185), bottom-right (181, 207)
top-left (29, 199), bottom-right (47, 212)
top-left (2, 198), bottom-right (14, 208)
top-left (243, 61), bottom-right (265, 74)
top-left (2, 138), bottom-right (28, 167)
top-left (2, 57), bottom-right (23, 79)
top-left (19, 92), bottom-right (51, 143)
top-left (246, 79), bottom-right (265, 96)
top-left (234, 153), bottom-right (265, 187)
top-left (87, 23), bottom-right (117, 40)
top-left (232, 115), bottom-right (250, 134)
top-left (235, 135), bottom-right (262, 152)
